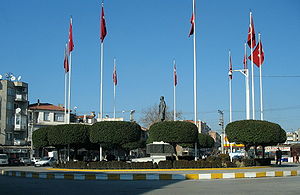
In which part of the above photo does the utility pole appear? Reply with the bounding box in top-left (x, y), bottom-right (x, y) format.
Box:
top-left (218, 110), bottom-right (225, 154)
top-left (130, 110), bottom-right (135, 122)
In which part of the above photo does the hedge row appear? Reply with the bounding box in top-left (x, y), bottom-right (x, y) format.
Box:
top-left (54, 159), bottom-right (270, 169)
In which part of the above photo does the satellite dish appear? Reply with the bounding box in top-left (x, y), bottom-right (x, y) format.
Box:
top-left (0, 75), bottom-right (2, 80)
top-left (17, 76), bottom-right (21, 81)
top-left (16, 108), bottom-right (21, 113)
top-left (11, 76), bottom-right (16, 81)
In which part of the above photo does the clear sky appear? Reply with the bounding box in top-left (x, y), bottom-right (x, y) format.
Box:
top-left (1, 0), bottom-right (299, 132)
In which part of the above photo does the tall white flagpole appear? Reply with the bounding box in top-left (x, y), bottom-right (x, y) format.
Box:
top-left (64, 71), bottom-right (68, 123)
top-left (67, 16), bottom-right (74, 125)
top-left (113, 58), bottom-right (116, 119)
top-left (245, 43), bottom-right (251, 120)
top-left (173, 59), bottom-right (176, 121)
top-left (100, 42), bottom-right (104, 120)
top-left (68, 52), bottom-right (72, 124)
top-left (250, 12), bottom-right (256, 119)
top-left (229, 51), bottom-right (232, 123)
top-left (192, 0), bottom-right (198, 124)
top-left (64, 43), bottom-right (68, 124)
top-left (258, 33), bottom-right (264, 120)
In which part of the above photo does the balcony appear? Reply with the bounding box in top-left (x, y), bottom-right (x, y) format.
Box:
top-left (15, 94), bottom-right (27, 102)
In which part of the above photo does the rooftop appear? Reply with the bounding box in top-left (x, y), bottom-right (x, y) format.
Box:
top-left (29, 103), bottom-right (66, 112)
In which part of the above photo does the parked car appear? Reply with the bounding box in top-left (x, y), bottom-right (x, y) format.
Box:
top-left (31, 157), bottom-right (41, 165)
top-left (20, 157), bottom-right (31, 166)
top-left (34, 157), bottom-right (56, 167)
top-left (8, 158), bottom-right (20, 166)
top-left (0, 154), bottom-right (9, 166)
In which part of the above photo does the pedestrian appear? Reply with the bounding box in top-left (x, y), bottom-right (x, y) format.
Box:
top-left (296, 153), bottom-right (299, 164)
top-left (275, 148), bottom-right (282, 165)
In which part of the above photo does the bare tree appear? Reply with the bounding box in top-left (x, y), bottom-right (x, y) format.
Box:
top-left (140, 104), bottom-right (183, 128)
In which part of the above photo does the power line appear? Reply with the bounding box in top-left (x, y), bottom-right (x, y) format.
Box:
top-left (256, 75), bottom-right (300, 78)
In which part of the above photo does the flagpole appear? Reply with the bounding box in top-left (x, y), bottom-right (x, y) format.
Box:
top-left (192, 0), bottom-right (197, 124)
top-left (250, 12), bottom-right (256, 120)
top-left (258, 33), bottom-right (264, 120)
top-left (68, 52), bottom-right (72, 124)
top-left (229, 50), bottom-right (232, 123)
top-left (113, 58), bottom-right (116, 119)
top-left (245, 43), bottom-right (251, 120)
top-left (100, 41), bottom-right (104, 120)
top-left (173, 59), bottom-right (176, 121)
top-left (64, 43), bottom-right (68, 124)
top-left (64, 72), bottom-right (67, 123)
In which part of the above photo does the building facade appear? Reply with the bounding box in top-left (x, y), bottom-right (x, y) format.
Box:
top-left (27, 101), bottom-right (67, 143)
top-left (0, 79), bottom-right (28, 146)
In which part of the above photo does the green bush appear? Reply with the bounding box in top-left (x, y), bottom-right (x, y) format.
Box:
top-left (226, 120), bottom-right (286, 148)
top-left (32, 127), bottom-right (49, 148)
top-left (90, 121), bottom-right (142, 149)
top-left (223, 161), bottom-right (237, 168)
top-left (158, 160), bottom-right (173, 169)
top-left (254, 158), bottom-right (271, 166)
top-left (173, 160), bottom-right (190, 169)
top-left (242, 159), bottom-right (255, 167)
top-left (198, 133), bottom-right (215, 148)
top-left (148, 121), bottom-right (198, 145)
top-left (131, 162), bottom-right (153, 169)
top-left (218, 154), bottom-right (230, 162)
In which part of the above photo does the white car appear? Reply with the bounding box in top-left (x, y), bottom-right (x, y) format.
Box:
top-left (31, 157), bottom-right (41, 164)
top-left (34, 157), bottom-right (56, 167)
top-left (0, 154), bottom-right (9, 166)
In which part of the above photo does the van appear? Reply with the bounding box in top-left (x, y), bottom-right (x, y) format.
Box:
top-left (0, 154), bottom-right (9, 166)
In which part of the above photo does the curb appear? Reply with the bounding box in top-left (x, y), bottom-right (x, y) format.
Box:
top-left (1, 170), bottom-right (299, 180)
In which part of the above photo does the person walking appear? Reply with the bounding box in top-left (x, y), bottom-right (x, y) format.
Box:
top-left (296, 153), bottom-right (299, 164)
top-left (275, 148), bottom-right (282, 165)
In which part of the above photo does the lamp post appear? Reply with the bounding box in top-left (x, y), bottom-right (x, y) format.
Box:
top-left (130, 110), bottom-right (135, 122)
top-left (218, 110), bottom-right (225, 154)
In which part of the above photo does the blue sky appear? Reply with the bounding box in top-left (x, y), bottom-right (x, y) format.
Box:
top-left (1, 0), bottom-right (299, 132)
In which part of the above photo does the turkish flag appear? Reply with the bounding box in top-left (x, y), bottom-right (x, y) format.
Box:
top-left (247, 13), bottom-right (256, 48)
top-left (68, 18), bottom-right (74, 53)
top-left (113, 64), bottom-right (117, 85)
top-left (100, 6), bottom-right (107, 42)
top-left (229, 54), bottom-right (233, 80)
top-left (248, 40), bottom-right (264, 67)
top-left (64, 52), bottom-right (69, 73)
top-left (189, 13), bottom-right (194, 37)
top-left (174, 64), bottom-right (177, 86)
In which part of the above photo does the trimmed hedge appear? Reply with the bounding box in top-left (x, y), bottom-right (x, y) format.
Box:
top-left (90, 121), bottom-right (142, 147)
top-left (32, 126), bottom-right (49, 148)
top-left (54, 158), bottom-right (256, 169)
top-left (148, 121), bottom-right (198, 145)
top-left (198, 133), bottom-right (215, 148)
top-left (226, 120), bottom-right (286, 147)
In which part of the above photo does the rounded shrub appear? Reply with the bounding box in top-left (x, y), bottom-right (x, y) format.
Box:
top-left (89, 121), bottom-right (142, 146)
top-left (148, 121), bottom-right (198, 144)
top-left (32, 126), bottom-right (49, 148)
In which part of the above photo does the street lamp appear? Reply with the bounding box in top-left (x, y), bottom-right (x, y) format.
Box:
top-left (130, 110), bottom-right (135, 122)
top-left (218, 110), bottom-right (225, 154)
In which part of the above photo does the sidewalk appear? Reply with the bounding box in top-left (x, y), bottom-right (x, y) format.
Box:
top-left (1, 163), bottom-right (300, 181)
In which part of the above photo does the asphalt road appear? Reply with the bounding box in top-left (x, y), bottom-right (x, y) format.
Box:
top-left (1, 175), bottom-right (300, 195)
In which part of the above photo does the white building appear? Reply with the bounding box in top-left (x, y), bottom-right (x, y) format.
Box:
top-left (27, 101), bottom-right (67, 143)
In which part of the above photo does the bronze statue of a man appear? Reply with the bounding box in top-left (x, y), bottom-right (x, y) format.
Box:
top-left (159, 96), bottom-right (166, 121)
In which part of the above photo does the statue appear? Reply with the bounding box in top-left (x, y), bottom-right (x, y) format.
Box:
top-left (159, 96), bottom-right (166, 122)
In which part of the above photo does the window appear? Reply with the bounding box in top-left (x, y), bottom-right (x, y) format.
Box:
top-left (7, 102), bottom-right (13, 110)
top-left (16, 115), bottom-right (21, 125)
top-left (44, 112), bottom-right (50, 121)
top-left (54, 113), bottom-right (64, 122)
top-left (7, 88), bottom-right (15, 96)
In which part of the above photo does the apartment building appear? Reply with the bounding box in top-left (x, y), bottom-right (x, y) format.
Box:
top-left (0, 79), bottom-right (28, 146)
